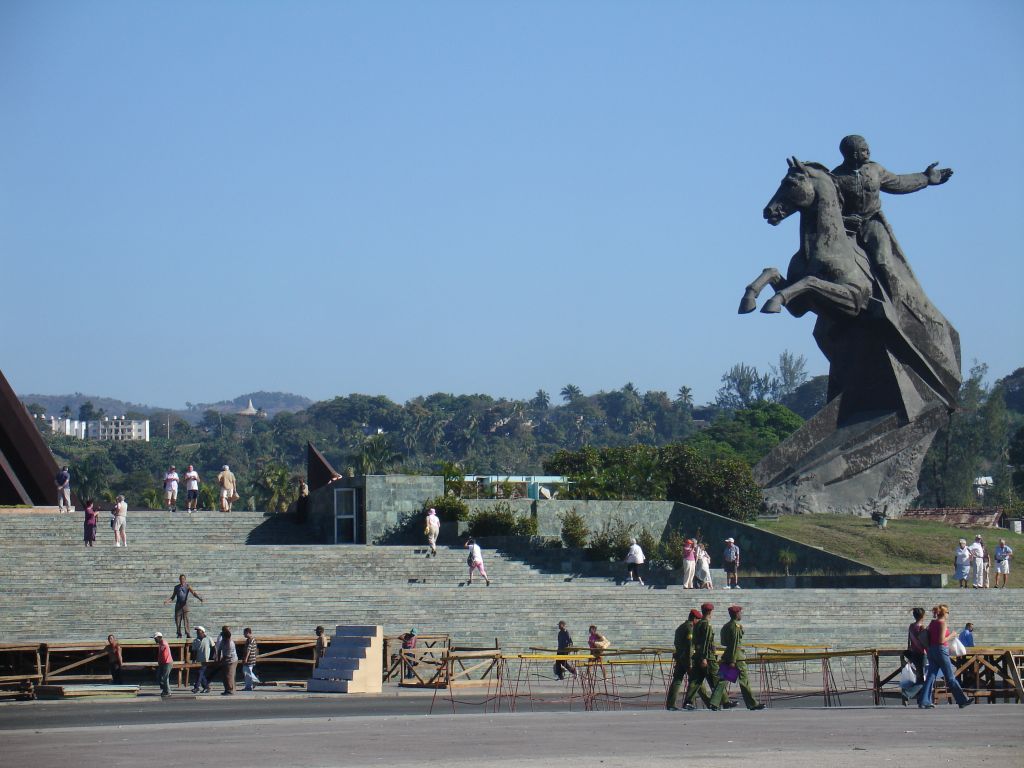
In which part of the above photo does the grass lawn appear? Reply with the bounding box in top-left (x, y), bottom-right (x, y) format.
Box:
top-left (755, 514), bottom-right (1017, 582)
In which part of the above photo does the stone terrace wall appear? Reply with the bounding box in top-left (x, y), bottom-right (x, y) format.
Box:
top-left (468, 498), bottom-right (875, 575)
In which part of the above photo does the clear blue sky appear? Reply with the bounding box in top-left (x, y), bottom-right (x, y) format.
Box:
top-left (2, 1), bottom-right (1022, 408)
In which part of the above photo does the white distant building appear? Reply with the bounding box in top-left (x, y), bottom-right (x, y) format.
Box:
top-left (36, 414), bottom-right (150, 442)
top-left (238, 398), bottom-right (266, 417)
top-left (88, 416), bottom-right (150, 441)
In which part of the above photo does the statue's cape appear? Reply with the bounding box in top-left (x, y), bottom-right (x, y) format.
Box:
top-left (870, 212), bottom-right (962, 409)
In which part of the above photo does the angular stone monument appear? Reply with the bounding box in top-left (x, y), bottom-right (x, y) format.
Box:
top-left (0, 368), bottom-right (65, 506)
top-left (307, 625), bottom-right (383, 693)
top-left (739, 137), bottom-right (961, 516)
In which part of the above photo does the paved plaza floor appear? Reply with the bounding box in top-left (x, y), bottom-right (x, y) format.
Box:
top-left (0, 690), bottom-right (1017, 768)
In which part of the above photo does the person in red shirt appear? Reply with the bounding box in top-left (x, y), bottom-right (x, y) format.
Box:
top-left (154, 632), bottom-right (173, 697)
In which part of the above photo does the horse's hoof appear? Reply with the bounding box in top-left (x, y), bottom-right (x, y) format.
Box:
top-left (761, 295), bottom-right (784, 314)
top-left (738, 293), bottom-right (757, 314)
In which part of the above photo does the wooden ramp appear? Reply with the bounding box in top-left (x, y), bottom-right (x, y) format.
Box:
top-left (35, 684), bottom-right (139, 699)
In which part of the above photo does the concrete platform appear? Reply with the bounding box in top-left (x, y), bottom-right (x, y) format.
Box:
top-left (0, 699), bottom-right (1016, 768)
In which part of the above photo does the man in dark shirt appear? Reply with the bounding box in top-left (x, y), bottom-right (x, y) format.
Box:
top-left (55, 467), bottom-right (71, 513)
top-left (163, 574), bottom-right (203, 638)
top-left (554, 621), bottom-right (577, 681)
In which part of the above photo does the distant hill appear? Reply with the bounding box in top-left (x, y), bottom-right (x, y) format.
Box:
top-left (186, 391), bottom-right (314, 417)
top-left (20, 390), bottom-right (311, 424)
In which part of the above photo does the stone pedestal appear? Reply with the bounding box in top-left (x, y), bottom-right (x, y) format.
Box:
top-left (307, 625), bottom-right (383, 693)
top-left (755, 395), bottom-right (947, 516)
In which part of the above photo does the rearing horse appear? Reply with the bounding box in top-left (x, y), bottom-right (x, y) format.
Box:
top-left (739, 157), bottom-right (872, 318)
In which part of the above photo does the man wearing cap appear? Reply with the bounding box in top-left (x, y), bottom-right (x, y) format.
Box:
top-left (667, 609), bottom-right (711, 710)
top-left (424, 508), bottom-right (440, 557)
top-left (154, 632), bottom-right (173, 697)
top-left (968, 536), bottom-right (986, 589)
top-left (710, 605), bottom-right (764, 711)
top-left (683, 602), bottom-right (731, 709)
top-left (723, 538), bottom-right (741, 590)
top-left (400, 628), bottom-right (418, 679)
top-left (184, 465), bottom-right (201, 513)
top-left (217, 464), bottom-right (237, 513)
top-left (993, 538), bottom-right (1013, 589)
top-left (163, 465), bottom-right (180, 513)
top-left (190, 626), bottom-right (214, 693)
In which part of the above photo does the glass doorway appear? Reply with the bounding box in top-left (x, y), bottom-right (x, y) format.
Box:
top-left (333, 488), bottom-right (359, 544)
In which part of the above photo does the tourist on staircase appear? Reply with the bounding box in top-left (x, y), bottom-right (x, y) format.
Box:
top-left (163, 466), bottom-right (179, 513)
top-left (424, 508), bottom-right (440, 557)
top-left (163, 574), bottom-right (204, 638)
top-left (83, 499), bottom-right (97, 547)
top-left (112, 494), bottom-right (127, 547)
top-left (625, 537), bottom-right (645, 586)
top-left (218, 465), bottom-right (238, 512)
top-left (465, 537), bottom-right (490, 586)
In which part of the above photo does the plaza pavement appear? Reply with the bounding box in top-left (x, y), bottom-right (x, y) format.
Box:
top-left (0, 690), bottom-right (1017, 768)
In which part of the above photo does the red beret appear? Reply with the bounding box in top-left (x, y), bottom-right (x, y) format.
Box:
top-left (729, 605), bottom-right (742, 617)
top-left (701, 602), bottom-right (715, 614)
top-left (689, 609), bottom-right (703, 620)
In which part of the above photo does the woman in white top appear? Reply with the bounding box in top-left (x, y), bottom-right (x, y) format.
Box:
top-left (625, 537), bottom-right (645, 585)
top-left (464, 537), bottom-right (490, 586)
top-left (695, 543), bottom-right (713, 589)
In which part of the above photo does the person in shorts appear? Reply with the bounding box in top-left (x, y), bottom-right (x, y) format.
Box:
top-left (112, 495), bottom-right (127, 547)
top-left (217, 465), bottom-right (237, 512)
top-left (163, 465), bottom-right (180, 513)
top-left (993, 539), bottom-right (1013, 588)
top-left (56, 466), bottom-right (71, 513)
top-left (184, 465), bottom-right (201, 513)
top-left (722, 537), bottom-right (741, 589)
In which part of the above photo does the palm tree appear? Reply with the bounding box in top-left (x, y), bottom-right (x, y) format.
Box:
top-left (255, 463), bottom-right (294, 513)
top-left (560, 384), bottom-right (582, 403)
top-left (675, 386), bottom-right (694, 409)
top-left (355, 434), bottom-right (403, 475)
top-left (531, 389), bottom-right (551, 410)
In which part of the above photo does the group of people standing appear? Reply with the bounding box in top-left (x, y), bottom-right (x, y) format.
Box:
top-left (627, 536), bottom-right (743, 590)
top-left (161, 464), bottom-right (238, 513)
top-left (954, 535), bottom-right (1013, 589)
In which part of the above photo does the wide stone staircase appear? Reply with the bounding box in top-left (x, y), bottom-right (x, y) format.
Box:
top-left (0, 512), bottom-right (1020, 652)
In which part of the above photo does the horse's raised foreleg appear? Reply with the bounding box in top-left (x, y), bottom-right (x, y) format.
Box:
top-left (761, 275), bottom-right (861, 316)
top-left (738, 268), bottom-right (785, 314)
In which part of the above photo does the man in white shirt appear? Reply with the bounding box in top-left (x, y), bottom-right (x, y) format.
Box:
top-left (163, 466), bottom-right (180, 513)
top-left (993, 538), bottom-right (1014, 589)
top-left (184, 465), bottom-right (201, 513)
top-left (967, 536), bottom-right (986, 589)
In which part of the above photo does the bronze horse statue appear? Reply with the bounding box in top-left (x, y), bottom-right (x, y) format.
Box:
top-left (740, 157), bottom-right (960, 417)
top-left (740, 157), bottom-right (872, 318)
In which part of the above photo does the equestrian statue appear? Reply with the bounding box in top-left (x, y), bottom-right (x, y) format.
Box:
top-left (740, 136), bottom-right (961, 516)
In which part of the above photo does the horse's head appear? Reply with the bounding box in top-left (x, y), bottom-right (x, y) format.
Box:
top-left (763, 157), bottom-right (833, 226)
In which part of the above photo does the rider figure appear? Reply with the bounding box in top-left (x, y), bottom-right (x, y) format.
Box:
top-left (831, 135), bottom-right (952, 304)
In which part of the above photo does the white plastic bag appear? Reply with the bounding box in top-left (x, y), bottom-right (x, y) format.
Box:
top-left (899, 663), bottom-right (917, 687)
top-left (949, 637), bottom-right (967, 656)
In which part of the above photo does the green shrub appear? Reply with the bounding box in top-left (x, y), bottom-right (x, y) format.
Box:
top-left (586, 516), bottom-right (635, 561)
top-left (636, 528), bottom-right (659, 562)
top-left (423, 495), bottom-right (469, 522)
top-left (659, 527), bottom-right (688, 569)
top-left (559, 507), bottom-right (590, 548)
top-left (467, 501), bottom-right (535, 537)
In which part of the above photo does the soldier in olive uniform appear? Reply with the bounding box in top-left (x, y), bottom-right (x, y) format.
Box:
top-left (667, 609), bottom-right (711, 710)
top-left (683, 602), bottom-right (733, 709)
top-left (710, 605), bottom-right (765, 711)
